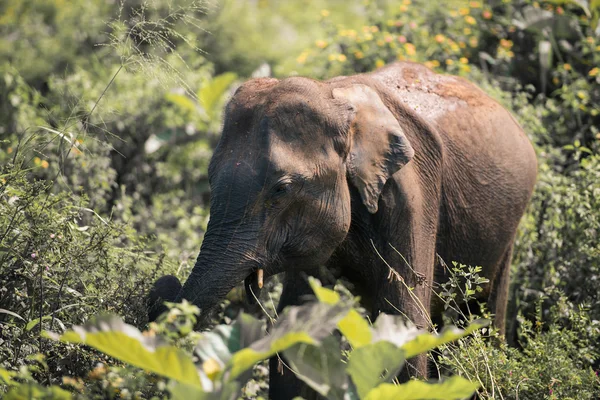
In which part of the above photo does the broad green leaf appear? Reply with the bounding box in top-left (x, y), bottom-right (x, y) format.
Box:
top-left (230, 332), bottom-right (315, 380)
top-left (346, 341), bottom-right (405, 398)
top-left (169, 381), bottom-right (241, 400)
top-left (4, 382), bottom-right (72, 400)
top-left (198, 72), bottom-right (237, 118)
top-left (400, 320), bottom-right (488, 359)
top-left (0, 367), bottom-right (16, 385)
top-left (228, 302), bottom-right (349, 379)
top-left (44, 315), bottom-right (202, 388)
top-left (283, 336), bottom-right (347, 399)
top-left (364, 376), bottom-right (479, 400)
top-left (309, 278), bottom-right (372, 348)
top-left (194, 313), bottom-right (265, 382)
top-left (339, 309), bottom-right (372, 348)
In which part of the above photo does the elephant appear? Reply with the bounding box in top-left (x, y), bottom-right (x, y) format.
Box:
top-left (148, 61), bottom-right (537, 399)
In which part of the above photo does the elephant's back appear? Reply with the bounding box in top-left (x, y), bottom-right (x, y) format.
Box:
top-left (373, 62), bottom-right (537, 300)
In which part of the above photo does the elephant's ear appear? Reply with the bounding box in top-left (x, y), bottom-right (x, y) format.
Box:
top-left (332, 84), bottom-right (414, 214)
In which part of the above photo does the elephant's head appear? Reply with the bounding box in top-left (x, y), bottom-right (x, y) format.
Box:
top-left (148, 77), bottom-right (414, 325)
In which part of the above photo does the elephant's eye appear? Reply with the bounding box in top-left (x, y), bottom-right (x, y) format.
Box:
top-left (272, 180), bottom-right (292, 197)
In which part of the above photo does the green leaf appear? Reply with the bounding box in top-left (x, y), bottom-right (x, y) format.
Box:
top-left (346, 341), bottom-right (406, 398)
top-left (363, 376), bottom-right (479, 400)
top-left (165, 93), bottom-right (197, 114)
top-left (0, 367), bottom-right (16, 385)
top-left (283, 336), bottom-right (348, 399)
top-left (198, 72), bottom-right (237, 119)
top-left (339, 309), bottom-right (373, 348)
top-left (169, 381), bottom-right (241, 400)
top-left (0, 308), bottom-right (25, 322)
top-left (44, 315), bottom-right (202, 388)
top-left (4, 382), bottom-right (73, 400)
top-left (228, 302), bottom-right (349, 380)
top-left (194, 313), bottom-right (265, 382)
top-left (400, 320), bottom-right (489, 359)
top-left (26, 315), bottom-right (54, 332)
top-left (309, 278), bottom-right (372, 348)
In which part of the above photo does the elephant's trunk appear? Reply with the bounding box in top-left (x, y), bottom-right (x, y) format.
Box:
top-left (175, 217), bottom-right (262, 327)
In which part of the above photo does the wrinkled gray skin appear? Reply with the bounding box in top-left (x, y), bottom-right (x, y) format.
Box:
top-left (148, 62), bottom-right (537, 399)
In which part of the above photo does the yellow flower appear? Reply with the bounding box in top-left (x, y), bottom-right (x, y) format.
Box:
top-left (586, 37), bottom-right (594, 44)
top-left (377, 39), bottom-right (385, 47)
top-left (424, 60), bottom-right (441, 69)
top-left (463, 27), bottom-right (472, 35)
top-left (465, 15), bottom-right (476, 25)
top-left (34, 157), bottom-right (41, 165)
top-left (296, 51), bottom-right (308, 64)
top-left (577, 91), bottom-right (587, 100)
top-left (564, 63), bottom-right (572, 71)
top-left (403, 0), bottom-right (411, 4)
top-left (459, 8), bottom-right (470, 16)
top-left (450, 42), bottom-right (460, 52)
top-left (320, 9), bottom-right (330, 17)
top-left (7, 147), bottom-right (12, 154)
top-left (469, 1), bottom-right (481, 8)
top-left (435, 34), bottom-right (445, 43)
top-left (469, 37), bottom-right (478, 47)
top-left (459, 41), bottom-right (466, 48)
top-left (41, 160), bottom-right (49, 169)
top-left (370, 25), bottom-right (379, 33)
top-left (461, 64), bottom-right (472, 73)
top-left (446, 59), bottom-right (454, 65)
top-left (354, 51), bottom-right (364, 59)
top-left (449, 10), bottom-right (458, 17)
top-left (315, 40), bottom-right (327, 49)
top-left (338, 54), bottom-right (347, 62)
top-left (589, 67), bottom-right (599, 77)
top-left (375, 59), bottom-right (386, 68)
top-left (404, 43), bottom-right (416, 55)
top-left (499, 39), bottom-right (513, 49)
top-left (553, 77), bottom-right (560, 85)
top-left (399, 5), bottom-right (408, 12)
top-left (328, 54), bottom-right (337, 61)
top-left (460, 57), bottom-right (469, 64)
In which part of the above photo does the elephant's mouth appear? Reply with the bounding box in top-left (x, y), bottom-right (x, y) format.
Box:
top-left (244, 268), bottom-right (264, 305)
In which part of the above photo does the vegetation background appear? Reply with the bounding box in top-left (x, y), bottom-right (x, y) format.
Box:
top-left (1, 0), bottom-right (599, 398)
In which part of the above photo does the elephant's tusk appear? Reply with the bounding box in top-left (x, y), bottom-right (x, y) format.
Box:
top-left (257, 268), bottom-right (264, 289)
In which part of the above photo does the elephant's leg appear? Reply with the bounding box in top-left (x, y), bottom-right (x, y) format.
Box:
top-left (487, 243), bottom-right (513, 337)
top-left (268, 270), bottom-right (327, 400)
top-left (369, 224), bottom-right (438, 380)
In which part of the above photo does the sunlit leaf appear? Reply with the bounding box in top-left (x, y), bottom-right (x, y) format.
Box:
top-left (364, 376), bottom-right (479, 400)
top-left (309, 278), bottom-right (372, 348)
top-left (4, 382), bottom-right (72, 400)
top-left (166, 92), bottom-right (197, 114)
top-left (198, 72), bottom-right (237, 119)
top-left (400, 320), bottom-right (489, 359)
top-left (44, 315), bottom-right (202, 388)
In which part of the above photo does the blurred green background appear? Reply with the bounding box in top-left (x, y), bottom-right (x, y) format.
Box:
top-left (1, 0), bottom-right (599, 398)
